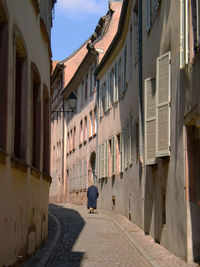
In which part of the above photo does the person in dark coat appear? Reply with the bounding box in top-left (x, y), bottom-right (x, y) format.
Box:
top-left (87, 184), bottom-right (99, 213)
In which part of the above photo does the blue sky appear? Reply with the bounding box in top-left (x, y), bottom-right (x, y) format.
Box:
top-left (51, 0), bottom-right (109, 61)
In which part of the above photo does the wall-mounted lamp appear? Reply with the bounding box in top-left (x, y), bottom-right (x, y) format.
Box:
top-left (51, 92), bottom-right (77, 118)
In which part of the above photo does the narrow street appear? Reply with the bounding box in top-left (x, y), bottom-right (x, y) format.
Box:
top-left (24, 204), bottom-right (196, 267)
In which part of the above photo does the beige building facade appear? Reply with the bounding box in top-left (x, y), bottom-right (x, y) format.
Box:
top-left (0, 0), bottom-right (55, 265)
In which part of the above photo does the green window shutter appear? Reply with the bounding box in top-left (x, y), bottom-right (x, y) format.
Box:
top-left (120, 131), bottom-right (124, 173)
top-left (114, 62), bottom-right (118, 102)
top-left (144, 77), bottom-right (156, 165)
top-left (156, 52), bottom-right (171, 157)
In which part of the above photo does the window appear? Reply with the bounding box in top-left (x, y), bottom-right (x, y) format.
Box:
top-left (14, 35), bottom-right (27, 160)
top-left (129, 116), bottom-right (133, 165)
top-left (145, 0), bottom-right (161, 33)
top-left (84, 116), bottom-right (87, 142)
top-left (85, 75), bottom-right (88, 100)
top-left (118, 57), bottom-right (122, 99)
top-left (90, 67), bottom-right (95, 95)
top-left (125, 124), bottom-right (129, 170)
top-left (102, 82), bottom-right (106, 112)
top-left (93, 108), bottom-right (97, 135)
top-left (104, 141), bottom-right (108, 177)
top-left (89, 111), bottom-right (93, 138)
top-left (67, 132), bottom-right (69, 154)
top-left (73, 127), bottom-right (76, 150)
top-left (133, 6), bottom-right (139, 65)
top-left (0, 7), bottom-right (8, 151)
top-left (180, 0), bottom-right (189, 68)
top-left (105, 72), bottom-right (110, 112)
top-left (123, 45), bottom-right (128, 94)
top-left (81, 81), bottom-right (84, 105)
top-left (80, 120), bottom-right (83, 145)
top-left (110, 68), bottom-right (115, 104)
top-left (32, 63), bottom-right (41, 170)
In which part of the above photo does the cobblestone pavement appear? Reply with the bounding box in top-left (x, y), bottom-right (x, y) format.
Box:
top-left (24, 203), bottom-right (198, 267)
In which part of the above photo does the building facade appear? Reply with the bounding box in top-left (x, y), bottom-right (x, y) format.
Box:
top-left (50, 0), bottom-right (200, 264)
top-left (50, 1), bottom-right (122, 204)
top-left (0, 0), bottom-right (55, 265)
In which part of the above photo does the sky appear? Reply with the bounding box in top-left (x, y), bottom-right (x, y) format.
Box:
top-left (51, 0), bottom-right (109, 61)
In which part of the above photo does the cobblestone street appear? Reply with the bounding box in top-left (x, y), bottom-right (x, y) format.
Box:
top-left (24, 203), bottom-right (197, 267)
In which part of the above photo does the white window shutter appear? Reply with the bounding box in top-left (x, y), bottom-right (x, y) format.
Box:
top-left (99, 85), bottom-right (102, 117)
top-left (156, 52), bottom-right (171, 157)
top-left (104, 141), bottom-right (108, 177)
top-left (120, 131), bottom-right (124, 173)
top-left (98, 145), bottom-right (101, 178)
top-left (114, 62), bottom-right (118, 102)
top-left (144, 77), bottom-right (157, 165)
top-left (101, 143), bottom-right (105, 178)
top-left (185, 0), bottom-right (189, 64)
top-left (145, 0), bottom-right (151, 32)
top-left (111, 136), bottom-right (116, 175)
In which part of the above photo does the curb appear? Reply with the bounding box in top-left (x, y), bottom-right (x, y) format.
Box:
top-left (36, 212), bottom-right (61, 267)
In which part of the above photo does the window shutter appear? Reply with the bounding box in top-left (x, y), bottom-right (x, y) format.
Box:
top-left (120, 132), bottom-right (124, 173)
top-left (98, 145), bottom-right (101, 178)
top-left (145, 0), bottom-right (151, 32)
top-left (101, 143), bottom-right (104, 178)
top-left (104, 141), bottom-right (108, 177)
top-left (129, 116), bottom-right (133, 165)
top-left (111, 136), bottom-right (116, 175)
top-left (99, 85), bottom-right (103, 117)
top-left (114, 62), bottom-right (118, 102)
top-left (107, 72), bottom-right (110, 110)
top-left (144, 77), bottom-right (156, 165)
top-left (156, 52), bottom-right (171, 157)
top-left (122, 51), bottom-right (125, 95)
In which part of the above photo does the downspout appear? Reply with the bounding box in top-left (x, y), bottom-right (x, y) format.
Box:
top-left (138, 0), bottom-right (145, 229)
top-left (62, 97), bottom-right (65, 203)
top-left (95, 79), bottom-right (99, 183)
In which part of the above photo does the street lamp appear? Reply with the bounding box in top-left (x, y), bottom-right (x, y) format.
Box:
top-left (68, 92), bottom-right (77, 111)
top-left (51, 92), bottom-right (77, 118)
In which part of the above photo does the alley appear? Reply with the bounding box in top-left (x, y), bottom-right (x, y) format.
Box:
top-left (25, 204), bottom-right (196, 267)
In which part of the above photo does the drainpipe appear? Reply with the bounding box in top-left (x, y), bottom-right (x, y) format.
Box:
top-left (62, 97), bottom-right (65, 203)
top-left (138, 0), bottom-right (145, 229)
top-left (95, 79), bottom-right (99, 184)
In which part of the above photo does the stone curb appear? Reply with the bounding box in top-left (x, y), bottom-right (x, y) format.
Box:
top-left (36, 212), bottom-right (61, 267)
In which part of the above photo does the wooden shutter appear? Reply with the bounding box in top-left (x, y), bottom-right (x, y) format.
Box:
top-left (104, 141), bottom-right (108, 177)
top-left (99, 85), bottom-right (103, 117)
top-left (156, 52), bottom-right (171, 157)
top-left (120, 131), bottom-right (124, 172)
top-left (101, 143), bottom-right (104, 178)
top-left (111, 136), bottom-right (116, 175)
top-left (144, 77), bottom-right (156, 164)
top-left (145, 0), bottom-right (151, 32)
top-left (114, 62), bottom-right (118, 102)
top-left (107, 72), bottom-right (110, 110)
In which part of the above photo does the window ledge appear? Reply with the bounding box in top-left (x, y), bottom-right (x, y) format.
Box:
top-left (10, 155), bottom-right (29, 173)
top-left (0, 148), bottom-right (8, 166)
